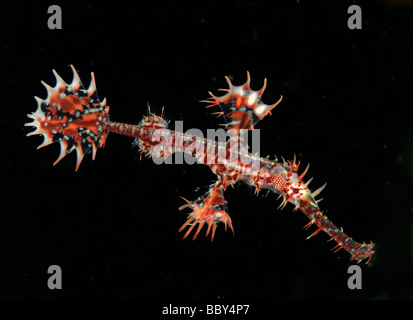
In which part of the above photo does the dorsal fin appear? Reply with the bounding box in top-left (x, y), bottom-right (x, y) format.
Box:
top-left (201, 72), bottom-right (283, 131)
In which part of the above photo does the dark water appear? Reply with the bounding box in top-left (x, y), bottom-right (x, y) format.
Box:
top-left (1, 0), bottom-right (413, 305)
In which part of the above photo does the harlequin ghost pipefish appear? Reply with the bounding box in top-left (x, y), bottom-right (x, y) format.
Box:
top-left (25, 65), bottom-right (375, 263)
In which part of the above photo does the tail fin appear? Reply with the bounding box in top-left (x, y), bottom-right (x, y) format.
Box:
top-left (25, 65), bottom-right (110, 171)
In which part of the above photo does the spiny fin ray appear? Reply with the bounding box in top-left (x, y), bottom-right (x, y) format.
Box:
top-left (25, 66), bottom-right (110, 171)
top-left (202, 73), bottom-right (283, 131)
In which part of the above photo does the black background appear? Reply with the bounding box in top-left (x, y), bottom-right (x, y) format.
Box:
top-left (1, 0), bottom-right (413, 302)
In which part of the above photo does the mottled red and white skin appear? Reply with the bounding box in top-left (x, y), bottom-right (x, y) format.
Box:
top-left (25, 66), bottom-right (375, 264)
